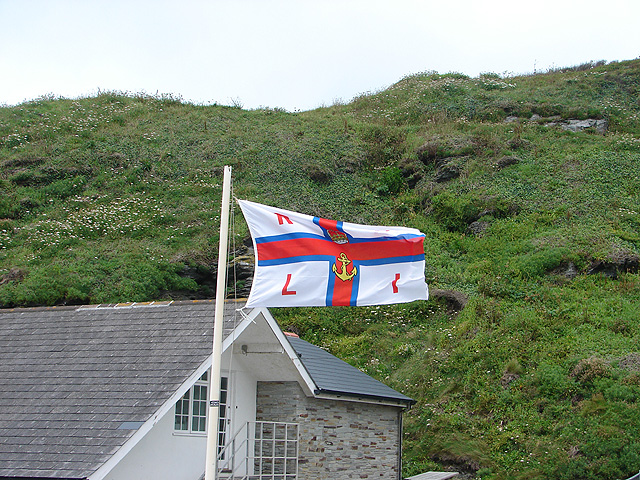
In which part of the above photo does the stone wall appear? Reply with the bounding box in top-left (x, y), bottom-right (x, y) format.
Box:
top-left (256, 381), bottom-right (402, 480)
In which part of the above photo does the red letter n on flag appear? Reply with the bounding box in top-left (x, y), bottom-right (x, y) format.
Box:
top-left (238, 200), bottom-right (429, 307)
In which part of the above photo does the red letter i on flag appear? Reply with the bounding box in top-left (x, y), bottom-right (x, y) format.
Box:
top-left (282, 274), bottom-right (296, 296)
top-left (392, 273), bottom-right (401, 294)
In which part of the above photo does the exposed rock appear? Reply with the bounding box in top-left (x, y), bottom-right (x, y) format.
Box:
top-left (175, 264), bottom-right (216, 299)
top-left (430, 289), bottom-right (469, 312)
top-left (504, 116), bottom-right (519, 123)
top-left (169, 252), bottom-right (256, 300)
top-left (545, 118), bottom-right (608, 134)
top-left (228, 256), bottom-right (254, 280)
top-left (562, 262), bottom-right (579, 279)
top-left (417, 137), bottom-right (474, 165)
top-left (530, 114), bottom-right (542, 122)
top-left (568, 445), bottom-right (582, 459)
top-left (227, 255), bottom-right (255, 298)
top-left (548, 262), bottom-right (579, 280)
top-left (563, 119), bottom-right (607, 134)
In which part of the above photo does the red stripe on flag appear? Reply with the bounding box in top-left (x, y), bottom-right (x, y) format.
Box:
top-left (257, 237), bottom-right (423, 262)
top-left (316, 218), bottom-right (339, 232)
top-left (257, 238), bottom-right (340, 261)
top-left (331, 275), bottom-right (353, 306)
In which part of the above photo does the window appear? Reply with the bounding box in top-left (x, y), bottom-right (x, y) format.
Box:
top-left (175, 372), bottom-right (209, 434)
top-left (174, 372), bottom-right (230, 440)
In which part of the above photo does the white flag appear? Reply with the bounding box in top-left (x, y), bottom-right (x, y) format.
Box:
top-left (239, 200), bottom-right (428, 307)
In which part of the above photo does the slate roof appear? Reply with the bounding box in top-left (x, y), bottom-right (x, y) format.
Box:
top-left (287, 335), bottom-right (414, 406)
top-left (0, 300), bottom-right (243, 480)
top-left (0, 301), bottom-right (413, 479)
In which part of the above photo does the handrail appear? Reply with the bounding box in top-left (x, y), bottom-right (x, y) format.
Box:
top-left (216, 421), bottom-right (299, 480)
top-left (217, 423), bottom-right (247, 473)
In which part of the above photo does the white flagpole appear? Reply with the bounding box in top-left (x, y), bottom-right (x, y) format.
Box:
top-left (205, 165), bottom-right (232, 480)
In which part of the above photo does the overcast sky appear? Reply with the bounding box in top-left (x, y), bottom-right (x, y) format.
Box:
top-left (1, 0), bottom-right (638, 112)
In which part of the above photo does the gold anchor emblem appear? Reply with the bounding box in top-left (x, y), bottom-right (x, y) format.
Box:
top-left (332, 252), bottom-right (357, 281)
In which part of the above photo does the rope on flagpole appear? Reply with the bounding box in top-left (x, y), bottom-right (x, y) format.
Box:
top-left (221, 182), bottom-right (239, 468)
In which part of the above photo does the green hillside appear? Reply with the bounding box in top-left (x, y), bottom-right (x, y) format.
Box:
top-left (2, 59), bottom-right (640, 479)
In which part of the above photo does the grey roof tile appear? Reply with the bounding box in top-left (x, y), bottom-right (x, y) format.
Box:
top-left (0, 299), bottom-right (244, 479)
top-left (287, 335), bottom-right (414, 405)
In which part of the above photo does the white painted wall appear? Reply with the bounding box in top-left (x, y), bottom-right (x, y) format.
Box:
top-left (103, 404), bottom-right (207, 480)
top-left (104, 362), bottom-right (258, 480)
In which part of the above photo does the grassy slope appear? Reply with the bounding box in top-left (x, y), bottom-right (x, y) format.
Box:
top-left (1, 59), bottom-right (640, 479)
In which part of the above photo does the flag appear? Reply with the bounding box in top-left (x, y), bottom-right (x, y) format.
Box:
top-left (238, 200), bottom-right (428, 307)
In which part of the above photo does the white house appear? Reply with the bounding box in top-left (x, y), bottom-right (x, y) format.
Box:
top-left (0, 300), bottom-right (414, 480)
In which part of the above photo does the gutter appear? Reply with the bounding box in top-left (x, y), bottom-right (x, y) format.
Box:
top-left (313, 388), bottom-right (415, 408)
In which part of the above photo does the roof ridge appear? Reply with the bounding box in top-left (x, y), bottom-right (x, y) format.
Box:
top-left (0, 298), bottom-right (249, 313)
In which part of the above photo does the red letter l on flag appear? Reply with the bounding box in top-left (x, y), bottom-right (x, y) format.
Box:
top-left (282, 274), bottom-right (296, 296)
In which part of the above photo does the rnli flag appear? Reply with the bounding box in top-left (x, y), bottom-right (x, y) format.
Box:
top-left (238, 200), bottom-right (428, 307)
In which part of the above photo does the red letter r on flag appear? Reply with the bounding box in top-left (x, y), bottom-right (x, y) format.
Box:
top-left (276, 213), bottom-right (293, 225)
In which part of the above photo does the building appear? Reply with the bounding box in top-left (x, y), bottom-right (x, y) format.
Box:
top-left (0, 300), bottom-right (414, 480)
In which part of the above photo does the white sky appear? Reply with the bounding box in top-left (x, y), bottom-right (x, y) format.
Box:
top-left (1, 0), bottom-right (639, 112)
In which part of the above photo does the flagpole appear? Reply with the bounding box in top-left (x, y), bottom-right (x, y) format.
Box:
top-left (205, 165), bottom-right (232, 480)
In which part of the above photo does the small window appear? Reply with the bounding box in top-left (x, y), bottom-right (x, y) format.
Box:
top-left (175, 372), bottom-right (209, 434)
top-left (174, 372), bottom-right (229, 438)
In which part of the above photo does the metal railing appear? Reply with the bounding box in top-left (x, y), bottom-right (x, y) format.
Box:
top-left (217, 421), bottom-right (299, 480)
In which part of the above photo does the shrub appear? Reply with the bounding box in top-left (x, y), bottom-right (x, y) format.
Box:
top-left (512, 248), bottom-right (568, 278)
top-left (536, 362), bottom-right (572, 398)
top-left (357, 124), bottom-right (406, 165)
top-left (376, 166), bottom-right (404, 196)
top-left (571, 356), bottom-right (610, 384)
top-left (431, 191), bottom-right (482, 231)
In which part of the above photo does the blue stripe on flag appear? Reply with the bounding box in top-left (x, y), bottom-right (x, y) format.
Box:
top-left (325, 262), bottom-right (334, 306)
top-left (254, 232), bottom-right (326, 244)
top-left (258, 255), bottom-right (335, 266)
top-left (348, 233), bottom-right (425, 243)
top-left (357, 255), bottom-right (425, 266)
top-left (258, 254), bottom-right (424, 267)
top-left (350, 268), bottom-right (360, 306)
top-left (255, 232), bottom-right (425, 244)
